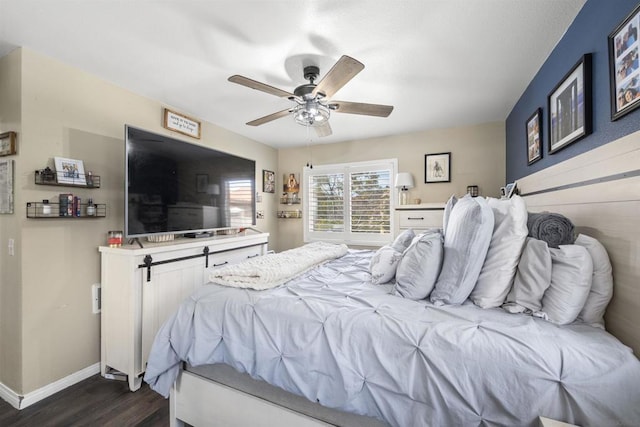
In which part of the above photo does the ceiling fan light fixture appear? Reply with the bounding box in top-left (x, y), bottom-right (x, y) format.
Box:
top-left (293, 101), bottom-right (330, 127)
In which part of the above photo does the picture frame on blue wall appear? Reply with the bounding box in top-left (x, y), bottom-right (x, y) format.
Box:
top-left (547, 54), bottom-right (592, 155)
top-left (608, 3), bottom-right (640, 121)
top-left (526, 108), bottom-right (542, 165)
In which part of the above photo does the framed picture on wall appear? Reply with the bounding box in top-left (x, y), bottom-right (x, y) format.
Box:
top-left (608, 3), bottom-right (640, 121)
top-left (262, 169), bottom-right (275, 193)
top-left (196, 174), bottom-right (209, 193)
top-left (547, 54), bottom-right (592, 154)
top-left (424, 152), bottom-right (451, 183)
top-left (54, 156), bottom-right (87, 185)
top-left (0, 132), bottom-right (17, 157)
top-left (526, 108), bottom-right (543, 165)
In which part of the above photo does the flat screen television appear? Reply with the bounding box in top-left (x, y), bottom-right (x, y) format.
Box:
top-left (125, 125), bottom-right (256, 239)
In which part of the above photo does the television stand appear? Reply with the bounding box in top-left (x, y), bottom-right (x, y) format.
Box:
top-left (99, 232), bottom-right (269, 391)
top-left (127, 237), bottom-right (144, 248)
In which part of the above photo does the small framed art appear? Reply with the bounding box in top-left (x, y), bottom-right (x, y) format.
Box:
top-left (424, 152), bottom-right (451, 183)
top-left (262, 169), bottom-right (275, 193)
top-left (162, 108), bottom-right (201, 139)
top-left (526, 108), bottom-right (542, 165)
top-left (0, 132), bottom-right (17, 157)
top-left (548, 54), bottom-right (592, 154)
top-left (608, 3), bottom-right (640, 121)
top-left (54, 156), bottom-right (86, 185)
top-left (0, 159), bottom-right (13, 214)
top-left (196, 174), bottom-right (209, 193)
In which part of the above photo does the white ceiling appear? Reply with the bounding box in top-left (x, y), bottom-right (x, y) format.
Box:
top-left (0, 0), bottom-right (585, 149)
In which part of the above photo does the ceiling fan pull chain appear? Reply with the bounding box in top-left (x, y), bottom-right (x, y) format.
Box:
top-left (306, 125), bottom-right (313, 169)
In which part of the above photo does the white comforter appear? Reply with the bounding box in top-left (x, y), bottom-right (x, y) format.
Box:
top-left (145, 249), bottom-right (640, 427)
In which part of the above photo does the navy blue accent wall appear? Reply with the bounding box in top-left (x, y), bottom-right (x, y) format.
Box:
top-left (506, 0), bottom-right (640, 183)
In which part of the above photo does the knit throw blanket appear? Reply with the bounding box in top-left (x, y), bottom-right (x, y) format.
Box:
top-left (209, 241), bottom-right (348, 290)
top-left (527, 212), bottom-right (575, 248)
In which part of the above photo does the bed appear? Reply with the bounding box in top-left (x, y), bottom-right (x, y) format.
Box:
top-left (144, 233), bottom-right (640, 425)
top-left (144, 134), bottom-right (640, 427)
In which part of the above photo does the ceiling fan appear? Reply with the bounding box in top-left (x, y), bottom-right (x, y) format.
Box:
top-left (228, 55), bottom-right (394, 137)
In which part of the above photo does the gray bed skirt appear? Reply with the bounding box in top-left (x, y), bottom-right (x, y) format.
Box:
top-left (185, 363), bottom-right (388, 427)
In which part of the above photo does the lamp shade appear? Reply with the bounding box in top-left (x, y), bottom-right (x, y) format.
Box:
top-left (207, 184), bottom-right (220, 195)
top-left (395, 173), bottom-right (414, 189)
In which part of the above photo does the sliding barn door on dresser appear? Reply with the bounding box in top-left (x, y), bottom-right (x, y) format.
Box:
top-left (99, 232), bottom-right (269, 391)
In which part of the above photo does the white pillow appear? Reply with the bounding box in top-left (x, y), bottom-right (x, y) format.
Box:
top-left (391, 228), bottom-right (416, 253)
top-left (369, 245), bottom-right (403, 285)
top-left (471, 195), bottom-right (528, 308)
top-left (540, 245), bottom-right (593, 325)
top-left (395, 230), bottom-right (444, 300)
top-left (502, 237), bottom-right (552, 313)
top-left (430, 195), bottom-right (494, 305)
top-left (574, 234), bottom-right (613, 328)
top-left (442, 194), bottom-right (457, 236)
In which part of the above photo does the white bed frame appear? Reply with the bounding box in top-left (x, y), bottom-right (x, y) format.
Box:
top-left (170, 371), bottom-right (332, 427)
top-left (168, 131), bottom-right (640, 426)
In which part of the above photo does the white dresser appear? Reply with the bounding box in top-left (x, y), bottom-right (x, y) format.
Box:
top-left (99, 232), bottom-right (268, 391)
top-left (395, 203), bottom-right (445, 235)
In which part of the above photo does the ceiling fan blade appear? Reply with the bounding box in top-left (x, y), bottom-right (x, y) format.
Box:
top-left (314, 122), bottom-right (332, 137)
top-left (246, 109), bottom-right (291, 126)
top-left (312, 55), bottom-right (364, 98)
top-left (330, 101), bottom-right (394, 117)
top-left (228, 75), bottom-right (294, 98)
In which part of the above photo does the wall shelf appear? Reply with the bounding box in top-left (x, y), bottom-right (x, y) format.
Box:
top-left (35, 170), bottom-right (101, 188)
top-left (26, 202), bottom-right (106, 218)
top-left (278, 210), bottom-right (302, 219)
top-left (279, 196), bottom-right (301, 205)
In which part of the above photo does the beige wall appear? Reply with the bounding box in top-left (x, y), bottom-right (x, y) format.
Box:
top-left (275, 121), bottom-right (506, 252)
top-left (0, 48), bottom-right (278, 395)
top-left (0, 49), bottom-right (23, 393)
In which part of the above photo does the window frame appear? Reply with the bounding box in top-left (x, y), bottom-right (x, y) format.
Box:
top-left (303, 159), bottom-right (397, 246)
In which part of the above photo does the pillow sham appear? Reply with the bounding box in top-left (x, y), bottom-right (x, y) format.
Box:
top-left (540, 245), bottom-right (593, 325)
top-left (502, 237), bottom-right (552, 313)
top-left (471, 195), bottom-right (528, 308)
top-left (391, 228), bottom-right (416, 253)
top-left (442, 194), bottom-right (457, 236)
top-left (430, 195), bottom-right (494, 305)
top-left (395, 230), bottom-right (444, 300)
top-left (574, 234), bottom-right (613, 328)
top-left (369, 245), bottom-right (403, 285)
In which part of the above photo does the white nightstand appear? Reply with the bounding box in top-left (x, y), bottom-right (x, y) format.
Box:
top-left (395, 203), bottom-right (445, 235)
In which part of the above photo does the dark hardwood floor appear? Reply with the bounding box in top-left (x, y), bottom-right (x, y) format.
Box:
top-left (0, 374), bottom-right (169, 426)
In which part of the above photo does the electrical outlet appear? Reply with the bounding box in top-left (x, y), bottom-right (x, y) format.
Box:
top-left (8, 238), bottom-right (14, 256)
top-left (92, 284), bottom-right (101, 314)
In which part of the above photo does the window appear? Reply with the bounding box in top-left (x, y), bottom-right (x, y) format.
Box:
top-left (225, 179), bottom-right (254, 227)
top-left (303, 159), bottom-right (396, 245)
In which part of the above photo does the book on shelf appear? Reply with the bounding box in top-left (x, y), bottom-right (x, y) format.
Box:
top-left (59, 193), bottom-right (73, 217)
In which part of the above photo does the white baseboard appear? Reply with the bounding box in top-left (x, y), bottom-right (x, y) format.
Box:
top-left (0, 362), bottom-right (100, 410)
top-left (0, 381), bottom-right (21, 409)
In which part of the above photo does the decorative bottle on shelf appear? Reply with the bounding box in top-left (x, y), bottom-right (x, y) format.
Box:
top-left (86, 198), bottom-right (96, 216)
top-left (41, 199), bottom-right (51, 216)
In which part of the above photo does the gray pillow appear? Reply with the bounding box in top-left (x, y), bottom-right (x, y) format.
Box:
top-left (391, 228), bottom-right (416, 253)
top-left (369, 245), bottom-right (403, 285)
top-left (503, 237), bottom-right (552, 313)
top-left (395, 230), bottom-right (444, 300)
top-left (430, 195), bottom-right (494, 305)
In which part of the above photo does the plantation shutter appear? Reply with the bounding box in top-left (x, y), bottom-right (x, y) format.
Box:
top-left (304, 159), bottom-right (396, 245)
top-left (227, 179), bottom-right (254, 227)
top-left (350, 169), bottom-right (391, 234)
